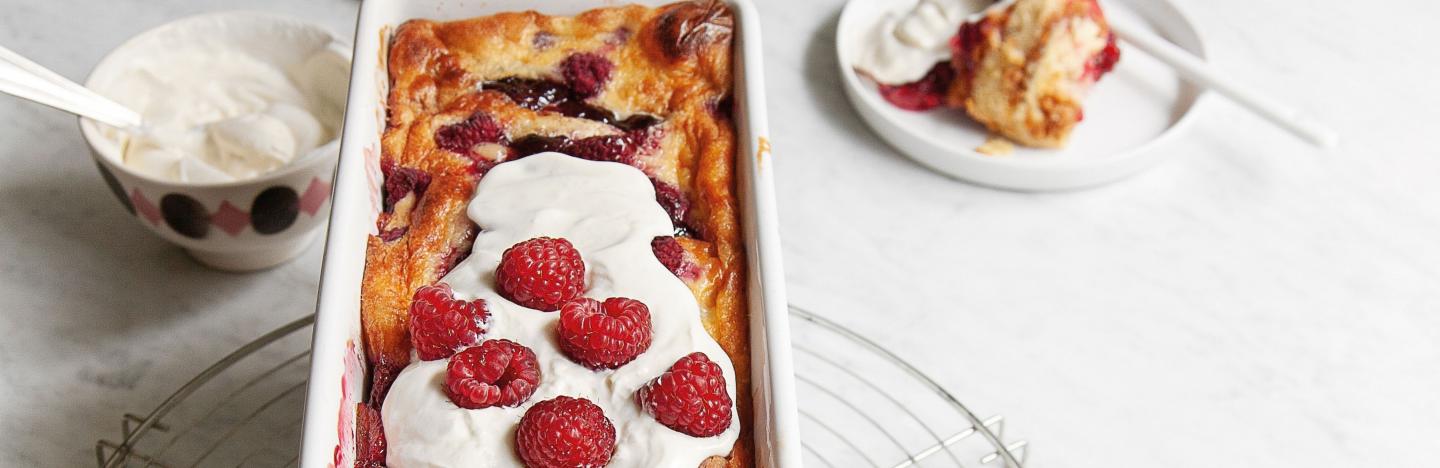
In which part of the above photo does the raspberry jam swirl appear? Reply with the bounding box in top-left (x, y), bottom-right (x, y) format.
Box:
top-left (381, 153), bottom-right (740, 467)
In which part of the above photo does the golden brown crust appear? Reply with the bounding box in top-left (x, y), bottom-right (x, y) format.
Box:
top-left (360, 235), bottom-right (411, 366)
top-left (358, 1), bottom-right (749, 466)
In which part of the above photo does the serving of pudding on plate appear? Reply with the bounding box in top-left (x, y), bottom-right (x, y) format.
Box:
top-left (354, 1), bottom-right (752, 467)
top-left (857, 0), bottom-right (1121, 149)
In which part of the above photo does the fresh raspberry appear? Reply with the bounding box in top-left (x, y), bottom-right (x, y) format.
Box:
top-left (408, 284), bottom-right (489, 361)
top-left (515, 396), bottom-right (616, 468)
top-left (636, 352), bottom-right (733, 437)
top-left (561, 53), bottom-right (614, 97)
top-left (435, 112), bottom-right (506, 154)
top-left (355, 403), bottom-right (386, 467)
top-left (444, 339), bottom-right (541, 409)
top-left (381, 162), bottom-right (431, 213)
top-left (496, 237), bottom-right (586, 311)
top-left (557, 297), bottom-right (653, 369)
top-left (876, 61), bottom-right (955, 111)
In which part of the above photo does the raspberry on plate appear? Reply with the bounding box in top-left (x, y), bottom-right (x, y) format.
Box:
top-left (444, 339), bottom-right (541, 409)
top-left (496, 237), bottom-right (586, 311)
top-left (557, 297), bottom-right (653, 370)
top-left (636, 352), bottom-right (733, 437)
top-left (409, 284), bottom-right (489, 361)
top-left (515, 396), bottom-right (616, 468)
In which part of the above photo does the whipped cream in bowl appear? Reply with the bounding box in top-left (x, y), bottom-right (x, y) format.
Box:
top-left (79, 12), bottom-right (350, 270)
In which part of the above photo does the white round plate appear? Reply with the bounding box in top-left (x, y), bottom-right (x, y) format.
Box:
top-left (837, 0), bottom-right (1208, 191)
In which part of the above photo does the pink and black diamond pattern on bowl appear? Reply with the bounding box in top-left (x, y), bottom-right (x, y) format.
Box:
top-left (119, 177), bottom-right (333, 239)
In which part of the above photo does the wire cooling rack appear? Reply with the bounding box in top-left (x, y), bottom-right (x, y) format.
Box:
top-left (96, 308), bottom-right (1027, 467)
top-left (95, 316), bottom-right (314, 468)
top-left (788, 306), bottom-right (1027, 468)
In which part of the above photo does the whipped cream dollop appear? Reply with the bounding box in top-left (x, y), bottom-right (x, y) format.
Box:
top-left (383, 153), bottom-right (740, 467)
top-left (103, 36), bottom-right (339, 183)
top-left (854, 0), bottom-right (1005, 84)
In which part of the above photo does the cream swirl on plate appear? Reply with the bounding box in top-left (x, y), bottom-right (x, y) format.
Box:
top-left (854, 0), bottom-right (1008, 84)
top-left (382, 153), bottom-right (740, 467)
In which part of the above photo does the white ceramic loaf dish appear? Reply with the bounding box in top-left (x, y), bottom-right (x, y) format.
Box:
top-left (297, 0), bottom-right (801, 466)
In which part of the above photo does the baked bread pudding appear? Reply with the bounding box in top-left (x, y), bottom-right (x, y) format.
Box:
top-left (354, 1), bottom-right (751, 467)
top-left (870, 0), bottom-right (1120, 148)
top-left (947, 0), bottom-right (1119, 147)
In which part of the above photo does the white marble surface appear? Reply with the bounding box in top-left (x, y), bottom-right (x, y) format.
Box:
top-left (1, 0), bottom-right (1437, 466)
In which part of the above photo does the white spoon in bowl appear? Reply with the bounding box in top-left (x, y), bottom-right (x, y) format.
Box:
top-left (0, 44), bottom-right (143, 128)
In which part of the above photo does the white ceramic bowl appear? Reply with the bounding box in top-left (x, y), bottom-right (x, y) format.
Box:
top-left (837, 0), bottom-right (1209, 191)
top-left (79, 12), bottom-right (351, 271)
